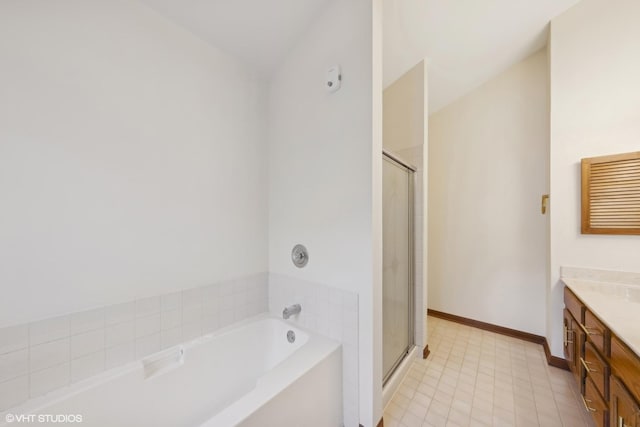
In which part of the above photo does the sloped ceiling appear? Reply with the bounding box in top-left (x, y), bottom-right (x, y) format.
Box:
top-left (138, 0), bottom-right (580, 114)
top-left (383, 0), bottom-right (581, 113)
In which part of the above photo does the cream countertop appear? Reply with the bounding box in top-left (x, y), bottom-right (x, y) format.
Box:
top-left (562, 277), bottom-right (640, 357)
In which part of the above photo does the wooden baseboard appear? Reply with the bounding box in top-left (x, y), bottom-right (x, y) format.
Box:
top-left (427, 309), bottom-right (569, 371)
top-left (542, 339), bottom-right (570, 370)
top-left (422, 344), bottom-right (430, 359)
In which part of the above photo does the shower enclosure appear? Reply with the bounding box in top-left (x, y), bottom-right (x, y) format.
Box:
top-left (382, 150), bottom-right (415, 384)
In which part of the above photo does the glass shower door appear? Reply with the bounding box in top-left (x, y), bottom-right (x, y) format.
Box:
top-left (382, 152), bottom-right (415, 383)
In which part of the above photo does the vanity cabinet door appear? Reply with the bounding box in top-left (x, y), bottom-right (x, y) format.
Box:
top-left (611, 336), bottom-right (640, 404)
top-left (564, 309), bottom-right (584, 388)
top-left (611, 376), bottom-right (639, 427)
top-left (564, 309), bottom-right (576, 365)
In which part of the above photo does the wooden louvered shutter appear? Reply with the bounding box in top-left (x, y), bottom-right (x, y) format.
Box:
top-left (581, 151), bottom-right (640, 235)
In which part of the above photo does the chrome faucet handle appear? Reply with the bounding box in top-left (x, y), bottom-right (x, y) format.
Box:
top-left (291, 245), bottom-right (309, 268)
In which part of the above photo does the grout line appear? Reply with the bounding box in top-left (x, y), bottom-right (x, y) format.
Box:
top-left (385, 316), bottom-right (595, 427)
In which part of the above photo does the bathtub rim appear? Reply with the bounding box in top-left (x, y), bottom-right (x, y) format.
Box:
top-left (0, 313), bottom-right (338, 423)
top-left (199, 325), bottom-right (342, 426)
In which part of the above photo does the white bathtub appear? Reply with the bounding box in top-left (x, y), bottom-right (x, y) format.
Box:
top-left (1, 315), bottom-right (343, 427)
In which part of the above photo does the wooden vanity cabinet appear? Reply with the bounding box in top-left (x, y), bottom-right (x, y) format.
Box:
top-left (584, 341), bottom-right (610, 400)
top-left (585, 376), bottom-right (610, 427)
top-left (563, 309), bottom-right (580, 382)
top-left (564, 288), bottom-right (585, 387)
top-left (582, 307), bottom-right (610, 425)
top-left (611, 336), bottom-right (640, 403)
top-left (585, 309), bottom-right (609, 356)
top-left (564, 287), bottom-right (583, 323)
top-left (564, 286), bottom-right (640, 427)
top-left (610, 376), bottom-right (639, 427)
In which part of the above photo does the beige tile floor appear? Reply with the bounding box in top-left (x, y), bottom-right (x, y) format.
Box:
top-left (383, 316), bottom-right (596, 427)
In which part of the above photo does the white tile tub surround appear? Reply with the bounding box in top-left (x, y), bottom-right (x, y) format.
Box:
top-left (0, 273), bottom-right (268, 411)
top-left (1, 316), bottom-right (341, 427)
top-left (268, 273), bottom-right (359, 427)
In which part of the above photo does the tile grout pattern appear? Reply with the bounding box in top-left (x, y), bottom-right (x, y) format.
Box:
top-left (0, 273), bottom-right (268, 411)
top-left (384, 316), bottom-right (596, 427)
top-left (1, 272), bottom-right (359, 426)
top-left (268, 273), bottom-right (359, 427)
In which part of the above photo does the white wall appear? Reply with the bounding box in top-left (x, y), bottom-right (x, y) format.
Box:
top-left (428, 49), bottom-right (549, 336)
top-left (0, 0), bottom-right (268, 328)
top-left (382, 61), bottom-right (428, 354)
top-left (268, 3), bottom-right (373, 293)
top-left (548, 0), bottom-right (640, 356)
top-left (268, 0), bottom-right (382, 423)
top-left (384, 62), bottom-right (426, 153)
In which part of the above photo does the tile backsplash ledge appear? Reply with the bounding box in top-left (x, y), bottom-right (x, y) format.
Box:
top-left (0, 273), bottom-right (268, 411)
top-left (560, 266), bottom-right (640, 286)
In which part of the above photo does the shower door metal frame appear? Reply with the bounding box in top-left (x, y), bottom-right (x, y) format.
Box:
top-left (382, 149), bottom-right (416, 385)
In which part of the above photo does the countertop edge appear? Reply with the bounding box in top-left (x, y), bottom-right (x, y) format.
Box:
top-left (562, 277), bottom-right (640, 357)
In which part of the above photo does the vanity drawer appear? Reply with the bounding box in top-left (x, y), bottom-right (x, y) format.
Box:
top-left (611, 336), bottom-right (640, 404)
top-left (564, 287), bottom-right (583, 323)
top-left (584, 309), bottom-right (608, 356)
top-left (584, 377), bottom-right (609, 427)
top-left (583, 341), bottom-right (609, 400)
